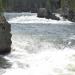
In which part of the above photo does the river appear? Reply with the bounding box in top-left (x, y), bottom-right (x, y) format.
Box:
top-left (0, 12), bottom-right (75, 75)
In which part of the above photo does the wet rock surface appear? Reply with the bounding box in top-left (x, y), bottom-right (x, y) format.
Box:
top-left (0, 16), bottom-right (12, 55)
top-left (57, 8), bottom-right (75, 22)
top-left (37, 8), bottom-right (60, 20)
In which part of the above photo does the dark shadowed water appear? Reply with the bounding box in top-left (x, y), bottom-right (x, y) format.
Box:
top-left (0, 13), bottom-right (75, 75)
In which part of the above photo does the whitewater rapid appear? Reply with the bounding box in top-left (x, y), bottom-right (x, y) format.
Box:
top-left (2, 13), bottom-right (75, 75)
top-left (8, 13), bottom-right (72, 24)
top-left (4, 43), bottom-right (75, 75)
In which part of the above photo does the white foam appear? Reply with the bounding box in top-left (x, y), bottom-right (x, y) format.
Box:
top-left (8, 14), bottom-right (72, 24)
top-left (3, 13), bottom-right (75, 75)
top-left (3, 47), bottom-right (75, 75)
top-left (3, 34), bottom-right (75, 75)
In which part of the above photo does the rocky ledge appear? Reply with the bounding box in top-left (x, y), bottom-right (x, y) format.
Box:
top-left (0, 16), bottom-right (12, 55)
top-left (37, 8), bottom-right (60, 20)
top-left (62, 10), bottom-right (75, 22)
top-left (37, 8), bottom-right (75, 22)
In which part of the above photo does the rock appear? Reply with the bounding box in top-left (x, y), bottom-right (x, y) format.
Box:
top-left (68, 10), bottom-right (75, 22)
top-left (57, 7), bottom-right (75, 22)
top-left (46, 11), bottom-right (60, 20)
top-left (37, 8), bottom-right (48, 18)
top-left (37, 8), bottom-right (60, 20)
top-left (61, 9), bottom-right (75, 22)
top-left (0, 16), bottom-right (12, 55)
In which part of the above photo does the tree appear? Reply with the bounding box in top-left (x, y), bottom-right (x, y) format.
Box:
top-left (46, 0), bottom-right (51, 10)
top-left (0, 0), bottom-right (7, 16)
top-left (61, 0), bottom-right (75, 12)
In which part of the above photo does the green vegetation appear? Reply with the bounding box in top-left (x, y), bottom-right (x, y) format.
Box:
top-left (0, 0), bottom-right (75, 13)
top-left (0, 0), bottom-right (3, 15)
top-left (46, 0), bottom-right (51, 10)
top-left (69, 0), bottom-right (75, 12)
top-left (0, 0), bottom-right (7, 16)
top-left (61, 0), bottom-right (75, 12)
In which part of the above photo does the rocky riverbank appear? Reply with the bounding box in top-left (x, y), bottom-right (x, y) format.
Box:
top-left (37, 8), bottom-right (60, 20)
top-left (0, 16), bottom-right (12, 55)
top-left (37, 8), bottom-right (75, 22)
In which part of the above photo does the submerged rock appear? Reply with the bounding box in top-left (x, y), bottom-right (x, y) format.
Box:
top-left (0, 16), bottom-right (12, 55)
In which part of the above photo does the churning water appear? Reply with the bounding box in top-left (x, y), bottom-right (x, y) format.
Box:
top-left (1, 12), bottom-right (75, 75)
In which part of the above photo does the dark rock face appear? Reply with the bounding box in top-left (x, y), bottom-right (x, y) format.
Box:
top-left (0, 16), bottom-right (12, 55)
top-left (68, 10), bottom-right (75, 22)
top-left (57, 7), bottom-right (75, 22)
top-left (37, 8), bottom-right (60, 20)
top-left (37, 8), bottom-right (48, 18)
top-left (61, 9), bottom-right (75, 22)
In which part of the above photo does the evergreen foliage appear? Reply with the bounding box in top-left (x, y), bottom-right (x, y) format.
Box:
top-left (0, 0), bottom-right (7, 16)
top-left (0, 0), bottom-right (75, 13)
top-left (61, 0), bottom-right (75, 12)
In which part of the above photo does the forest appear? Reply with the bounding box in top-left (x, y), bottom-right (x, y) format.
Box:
top-left (4, 0), bottom-right (51, 12)
top-left (3, 0), bottom-right (75, 13)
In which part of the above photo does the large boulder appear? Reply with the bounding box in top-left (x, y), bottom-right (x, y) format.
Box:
top-left (37, 8), bottom-right (48, 18)
top-left (37, 8), bottom-right (60, 20)
top-left (0, 16), bottom-right (12, 55)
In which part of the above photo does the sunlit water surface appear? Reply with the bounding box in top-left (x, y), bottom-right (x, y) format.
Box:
top-left (0, 12), bottom-right (75, 75)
